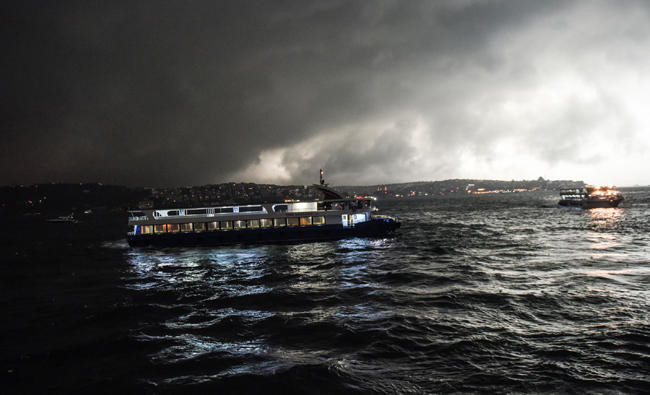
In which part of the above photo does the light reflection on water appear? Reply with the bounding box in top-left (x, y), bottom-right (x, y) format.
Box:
top-left (123, 238), bottom-right (389, 379)
top-left (588, 207), bottom-right (625, 223)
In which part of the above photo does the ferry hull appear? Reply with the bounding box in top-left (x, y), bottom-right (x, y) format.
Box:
top-left (127, 219), bottom-right (400, 247)
top-left (558, 198), bottom-right (623, 209)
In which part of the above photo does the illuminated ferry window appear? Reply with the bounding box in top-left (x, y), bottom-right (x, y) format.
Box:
top-left (154, 224), bottom-right (166, 234)
top-left (300, 217), bottom-right (312, 226)
top-left (312, 216), bottom-right (325, 226)
top-left (142, 225), bottom-right (154, 234)
top-left (248, 219), bottom-right (260, 228)
top-left (167, 224), bottom-right (180, 233)
top-left (194, 223), bottom-right (206, 232)
top-left (207, 221), bottom-right (218, 231)
top-left (352, 213), bottom-right (367, 223)
top-left (260, 218), bottom-right (272, 228)
top-left (287, 217), bottom-right (299, 227)
top-left (273, 218), bottom-right (286, 227)
top-left (221, 221), bottom-right (233, 230)
top-left (234, 220), bottom-right (246, 230)
top-left (180, 223), bottom-right (193, 232)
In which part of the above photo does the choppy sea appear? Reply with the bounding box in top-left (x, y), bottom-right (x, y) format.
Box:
top-left (2, 190), bottom-right (650, 393)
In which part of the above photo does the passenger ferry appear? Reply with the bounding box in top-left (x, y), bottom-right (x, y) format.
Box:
top-left (558, 185), bottom-right (624, 208)
top-left (127, 171), bottom-right (400, 247)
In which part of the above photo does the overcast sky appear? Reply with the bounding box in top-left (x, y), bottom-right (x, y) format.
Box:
top-left (3, 1), bottom-right (649, 186)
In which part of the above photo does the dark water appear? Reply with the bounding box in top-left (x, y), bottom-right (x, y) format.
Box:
top-left (3, 191), bottom-right (650, 393)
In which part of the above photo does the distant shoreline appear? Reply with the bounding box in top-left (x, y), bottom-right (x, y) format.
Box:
top-left (2, 181), bottom-right (647, 214)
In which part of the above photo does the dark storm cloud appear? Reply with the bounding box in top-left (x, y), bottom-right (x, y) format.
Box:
top-left (2, 0), bottom-right (650, 186)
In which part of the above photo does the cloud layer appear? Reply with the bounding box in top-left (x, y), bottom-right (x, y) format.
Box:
top-left (3, 1), bottom-right (650, 186)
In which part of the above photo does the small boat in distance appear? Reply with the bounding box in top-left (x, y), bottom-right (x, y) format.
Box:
top-left (558, 185), bottom-right (624, 208)
top-left (126, 170), bottom-right (401, 247)
top-left (46, 213), bottom-right (78, 223)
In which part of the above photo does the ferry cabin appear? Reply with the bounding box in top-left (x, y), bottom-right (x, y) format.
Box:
top-left (126, 197), bottom-right (398, 246)
top-left (559, 188), bottom-right (587, 203)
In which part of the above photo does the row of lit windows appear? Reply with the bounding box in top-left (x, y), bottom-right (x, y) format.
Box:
top-left (139, 216), bottom-right (326, 235)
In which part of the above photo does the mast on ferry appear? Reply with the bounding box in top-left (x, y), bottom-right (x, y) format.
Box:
top-left (315, 168), bottom-right (343, 200)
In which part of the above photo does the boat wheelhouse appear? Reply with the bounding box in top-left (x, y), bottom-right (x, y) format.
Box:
top-left (126, 172), bottom-right (400, 247)
top-left (559, 185), bottom-right (624, 208)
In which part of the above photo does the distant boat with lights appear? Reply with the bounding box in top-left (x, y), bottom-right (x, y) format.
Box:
top-left (127, 170), bottom-right (400, 247)
top-left (558, 185), bottom-right (624, 208)
top-left (46, 213), bottom-right (77, 223)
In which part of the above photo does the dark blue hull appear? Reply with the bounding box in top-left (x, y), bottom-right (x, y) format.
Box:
top-left (127, 219), bottom-right (400, 247)
top-left (558, 197), bottom-right (623, 208)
